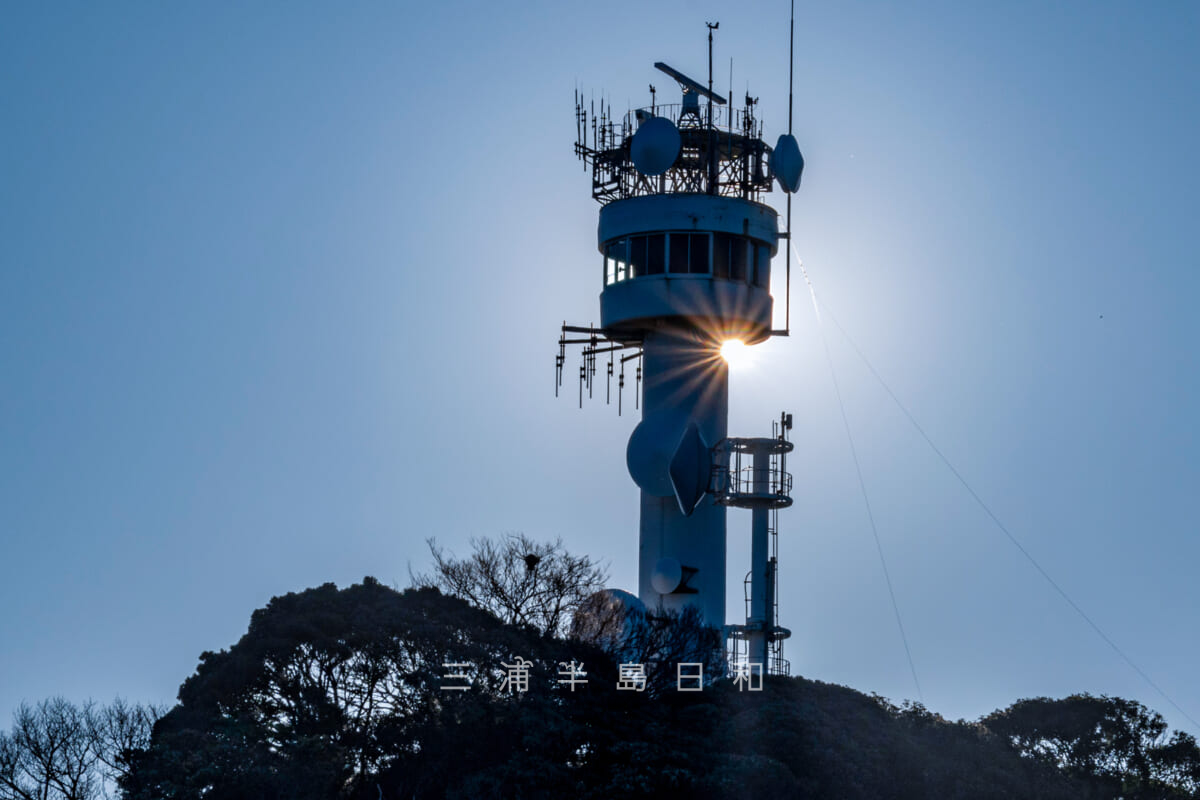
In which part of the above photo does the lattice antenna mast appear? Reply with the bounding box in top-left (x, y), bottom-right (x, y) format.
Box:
top-left (713, 412), bottom-right (795, 675)
top-left (572, 38), bottom-right (777, 206)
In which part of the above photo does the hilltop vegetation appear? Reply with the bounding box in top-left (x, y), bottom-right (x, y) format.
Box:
top-left (5, 537), bottom-right (1198, 798)
top-left (114, 578), bottom-right (1196, 799)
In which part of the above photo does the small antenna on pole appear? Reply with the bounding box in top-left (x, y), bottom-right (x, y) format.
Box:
top-left (728, 58), bottom-right (733, 131)
top-left (618, 358), bottom-right (625, 415)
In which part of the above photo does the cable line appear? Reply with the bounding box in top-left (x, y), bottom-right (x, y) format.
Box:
top-left (794, 246), bottom-right (1200, 734)
top-left (795, 247), bottom-right (923, 703)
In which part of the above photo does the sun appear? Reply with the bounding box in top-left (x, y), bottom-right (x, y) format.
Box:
top-left (720, 339), bottom-right (752, 367)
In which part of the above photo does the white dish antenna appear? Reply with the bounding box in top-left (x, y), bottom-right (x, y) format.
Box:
top-left (626, 408), bottom-right (688, 497)
top-left (630, 116), bottom-right (681, 176)
top-left (772, 133), bottom-right (804, 193)
top-left (651, 557), bottom-right (684, 594)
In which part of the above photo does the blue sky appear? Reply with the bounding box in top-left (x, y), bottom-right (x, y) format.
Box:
top-left (2, 1), bottom-right (1198, 735)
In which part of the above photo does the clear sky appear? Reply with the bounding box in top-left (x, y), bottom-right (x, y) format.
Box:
top-left (2, 1), bottom-right (1198, 736)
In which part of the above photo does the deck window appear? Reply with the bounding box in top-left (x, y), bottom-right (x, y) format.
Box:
top-left (605, 239), bottom-right (630, 284)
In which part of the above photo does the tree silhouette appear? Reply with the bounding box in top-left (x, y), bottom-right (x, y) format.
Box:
top-left (122, 579), bottom-right (622, 799)
top-left (108, 558), bottom-right (1200, 799)
top-left (413, 534), bottom-right (607, 638)
top-left (571, 594), bottom-right (725, 697)
top-left (983, 694), bottom-right (1200, 798)
top-left (0, 698), bottom-right (161, 800)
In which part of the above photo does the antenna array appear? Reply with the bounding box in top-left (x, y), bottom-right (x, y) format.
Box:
top-left (555, 324), bottom-right (644, 414)
top-left (573, 81), bottom-right (772, 204)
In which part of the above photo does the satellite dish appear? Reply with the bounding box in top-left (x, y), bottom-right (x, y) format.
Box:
top-left (571, 589), bottom-right (646, 654)
top-left (651, 557), bottom-right (684, 594)
top-left (627, 408), bottom-right (687, 496)
top-left (772, 134), bottom-right (804, 193)
top-left (631, 116), bottom-right (681, 176)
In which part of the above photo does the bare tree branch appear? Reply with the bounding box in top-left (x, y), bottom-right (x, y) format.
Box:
top-left (412, 534), bottom-right (608, 638)
top-left (0, 699), bottom-right (164, 800)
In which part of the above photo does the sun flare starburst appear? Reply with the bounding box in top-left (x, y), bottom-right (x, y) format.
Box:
top-left (720, 339), bottom-right (752, 367)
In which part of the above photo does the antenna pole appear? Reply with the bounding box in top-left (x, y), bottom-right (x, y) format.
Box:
top-left (785, 196), bottom-right (792, 334)
top-left (788, 0), bottom-right (795, 137)
top-left (728, 57), bottom-right (733, 132)
top-left (785, 0), bottom-right (795, 334)
top-left (706, 21), bottom-right (719, 195)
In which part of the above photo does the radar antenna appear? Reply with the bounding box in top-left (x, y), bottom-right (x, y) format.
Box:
top-left (653, 62), bottom-right (727, 105)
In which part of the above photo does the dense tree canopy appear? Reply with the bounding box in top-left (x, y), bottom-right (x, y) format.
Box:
top-left (123, 578), bottom-right (613, 798)
top-left (116, 574), bottom-right (1200, 799)
top-left (984, 694), bottom-right (1200, 798)
top-left (65, 537), bottom-right (1192, 799)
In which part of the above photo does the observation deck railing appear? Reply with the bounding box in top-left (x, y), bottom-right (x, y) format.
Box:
top-left (711, 465), bottom-right (793, 509)
top-left (622, 103), bottom-right (764, 137)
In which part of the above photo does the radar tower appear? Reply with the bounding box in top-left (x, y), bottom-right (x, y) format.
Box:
top-left (560, 23), bottom-right (805, 676)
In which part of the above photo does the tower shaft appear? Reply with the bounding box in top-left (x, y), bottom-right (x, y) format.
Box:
top-left (636, 329), bottom-right (728, 625)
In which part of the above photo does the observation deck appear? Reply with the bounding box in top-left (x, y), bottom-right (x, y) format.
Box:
top-left (597, 193), bottom-right (777, 343)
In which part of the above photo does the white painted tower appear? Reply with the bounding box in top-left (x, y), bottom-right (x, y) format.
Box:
top-left (559, 27), bottom-right (803, 673)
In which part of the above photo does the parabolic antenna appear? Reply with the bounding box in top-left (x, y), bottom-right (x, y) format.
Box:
top-left (630, 116), bottom-right (681, 176)
top-left (772, 133), bottom-right (804, 193)
top-left (627, 408), bottom-right (688, 497)
top-left (651, 557), bottom-right (684, 594)
top-left (654, 62), bottom-right (728, 105)
top-left (571, 589), bottom-right (646, 653)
